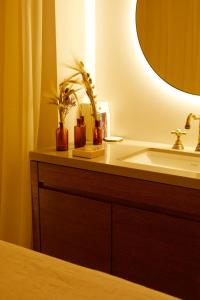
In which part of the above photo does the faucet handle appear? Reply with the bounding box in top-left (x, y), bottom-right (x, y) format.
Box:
top-left (171, 128), bottom-right (186, 137)
top-left (171, 128), bottom-right (186, 150)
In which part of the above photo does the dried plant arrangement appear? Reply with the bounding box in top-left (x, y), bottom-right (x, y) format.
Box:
top-left (50, 81), bottom-right (80, 123)
top-left (64, 60), bottom-right (98, 120)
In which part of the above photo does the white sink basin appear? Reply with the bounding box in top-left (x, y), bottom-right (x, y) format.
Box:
top-left (121, 148), bottom-right (200, 172)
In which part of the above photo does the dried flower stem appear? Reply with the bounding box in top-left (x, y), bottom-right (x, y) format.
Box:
top-left (66, 60), bottom-right (98, 120)
top-left (49, 81), bottom-right (79, 123)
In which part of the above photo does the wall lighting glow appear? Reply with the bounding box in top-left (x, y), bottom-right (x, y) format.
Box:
top-left (84, 0), bottom-right (96, 81)
top-left (132, 0), bottom-right (200, 105)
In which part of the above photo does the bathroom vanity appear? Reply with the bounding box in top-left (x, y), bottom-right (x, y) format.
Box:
top-left (30, 140), bottom-right (200, 300)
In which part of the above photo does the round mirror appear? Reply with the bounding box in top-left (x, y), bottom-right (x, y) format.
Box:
top-left (136, 0), bottom-right (200, 95)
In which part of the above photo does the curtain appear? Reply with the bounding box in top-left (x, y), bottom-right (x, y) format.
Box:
top-left (0, 0), bottom-right (42, 247)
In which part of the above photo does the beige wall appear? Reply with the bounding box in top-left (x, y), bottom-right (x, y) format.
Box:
top-left (38, 0), bottom-right (86, 147)
top-left (95, 0), bottom-right (200, 147)
top-left (37, 0), bottom-right (58, 148)
top-left (55, 0), bottom-right (86, 143)
top-left (54, 0), bottom-right (200, 148)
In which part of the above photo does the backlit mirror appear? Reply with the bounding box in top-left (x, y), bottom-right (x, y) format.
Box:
top-left (136, 0), bottom-right (200, 95)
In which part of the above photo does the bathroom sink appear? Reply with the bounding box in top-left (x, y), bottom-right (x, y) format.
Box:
top-left (121, 148), bottom-right (200, 172)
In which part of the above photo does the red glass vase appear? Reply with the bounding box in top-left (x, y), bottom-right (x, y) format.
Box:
top-left (93, 120), bottom-right (103, 145)
top-left (74, 117), bottom-right (86, 148)
top-left (74, 118), bottom-right (82, 148)
top-left (56, 122), bottom-right (68, 151)
top-left (80, 116), bottom-right (86, 146)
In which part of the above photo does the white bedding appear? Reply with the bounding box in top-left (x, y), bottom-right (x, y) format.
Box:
top-left (0, 240), bottom-right (180, 299)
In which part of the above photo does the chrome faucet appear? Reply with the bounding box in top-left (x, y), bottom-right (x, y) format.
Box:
top-left (185, 113), bottom-right (200, 151)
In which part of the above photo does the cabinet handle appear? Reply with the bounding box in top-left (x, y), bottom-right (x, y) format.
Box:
top-left (38, 181), bottom-right (45, 188)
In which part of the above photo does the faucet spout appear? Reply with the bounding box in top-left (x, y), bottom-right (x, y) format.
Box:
top-left (185, 113), bottom-right (194, 129)
top-left (184, 113), bottom-right (200, 151)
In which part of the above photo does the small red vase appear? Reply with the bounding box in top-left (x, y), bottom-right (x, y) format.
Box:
top-left (80, 116), bottom-right (86, 146)
top-left (74, 118), bottom-right (82, 148)
top-left (74, 117), bottom-right (86, 148)
top-left (56, 122), bottom-right (68, 151)
top-left (93, 120), bottom-right (103, 145)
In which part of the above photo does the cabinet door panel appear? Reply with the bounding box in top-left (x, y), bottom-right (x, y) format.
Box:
top-left (112, 204), bottom-right (200, 299)
top-left (39, 189), bottom-right (111, 273)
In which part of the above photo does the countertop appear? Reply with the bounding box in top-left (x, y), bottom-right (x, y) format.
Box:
top-left (29, 139), bottom-right (200, 190)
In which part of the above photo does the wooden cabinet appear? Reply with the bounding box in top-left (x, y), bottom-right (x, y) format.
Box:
top-left (112, 204), bottom-right (200, 299)
top-left (30, 160), bottom-right (200, 299)
top-left (31, 161), bottom-right (111, 272)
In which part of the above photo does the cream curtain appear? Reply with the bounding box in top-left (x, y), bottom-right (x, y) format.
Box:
top-left (0, 0), bottom-right (42, 247)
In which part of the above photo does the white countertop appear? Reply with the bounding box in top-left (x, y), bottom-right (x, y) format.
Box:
top-left (29, 139), bottom-right (200, 190)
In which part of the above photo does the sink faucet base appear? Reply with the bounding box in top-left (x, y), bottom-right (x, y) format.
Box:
top-left (195, 143), bottom-right (200, 151)
top-left (171, 129), bottom-right (185, 150)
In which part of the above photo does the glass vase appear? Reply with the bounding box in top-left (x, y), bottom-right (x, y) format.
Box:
top-left (74, 117), bottom-right (86, 148)
top-left (93, 120), bottom-right (103, 145)
top-left (56, 122), bottom-right (68, 151)
top-left (74, 118), bottom-right (82, 148)
top-left (80, 116), bottom-right (86, 146)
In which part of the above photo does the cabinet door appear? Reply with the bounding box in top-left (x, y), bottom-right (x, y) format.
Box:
top-left (112, 204), bottom-right (200, 299)
top-left (39, 188), bottom-right (111, 273)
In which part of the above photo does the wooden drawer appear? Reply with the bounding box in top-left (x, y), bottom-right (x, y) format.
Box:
top-left (38, 162), bottom-right (200, 219)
